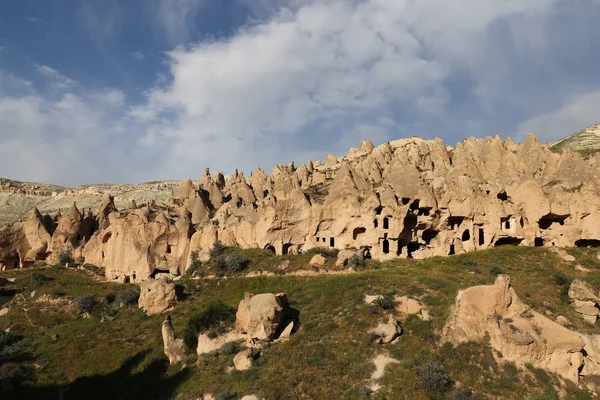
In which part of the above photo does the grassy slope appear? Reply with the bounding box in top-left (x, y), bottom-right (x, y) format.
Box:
top-left (1, 246), bottom-right (599, 400)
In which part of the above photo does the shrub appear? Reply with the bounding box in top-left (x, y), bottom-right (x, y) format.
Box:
top-left (82, 263), bottom-right (105, 276)
top-left (220, 341), bottom-right (242, 355)
top-left (58, 250), bottom-right (75, 267)
top-left (213, 251), bottom-right (249, 272)
top-left (224, 251), bottom-right (249, 272)
top-left (188, 250), bottom-right (203, 275)
top-left (0, 332), bottom-right (25, 362)
top-left (350, 254), bottom-right (365, 269)
top-left (489, 266), bottom-right (504, 275)
top-left (209, 240), bottom-right (226, 259)
top-left (371, 294), bottom-right (395, 310)
top-left (183, 301), bottom-right (236, 350)
top-left (414, 362), bottom-right (454, 394)
top-left (461, 257), bottom-right (477, 267)
top-left (553, 271), bottom-right (569, 286)
top-left (105, 293), bottom-right (116, 303)
top-left (306, 247), bottom-right (339, 258)
top-left (74, 295), bottom-right (96, 314)
top-left (216, 392), bottom-right (236, 400)
top-left (30, 271), bottom-right (49, 285)
top-left (51, 289), bottom-right (66, 297)
top-left (116, 288), bottom-right (140, 305)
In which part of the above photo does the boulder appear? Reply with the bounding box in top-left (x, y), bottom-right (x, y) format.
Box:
top-left (335, 249), bottom-right (357, 267)
top-left (368, 314), bottom-right (402, 344)
top-left (233, 349), bottom-right (258, 371)
top-left (568, 279), bottom-right (600, 324)
top-left (138, 279), bottom-right (177, 315)
top-left (395, 295), bottom-right (430, 320)
top-left (161, 316), bottom-right (186, 365)
top-left (236, 292), bottom-right (285, 341)
top-left (443, 274), bottom-right (585, 384)
top-left (309, 255), bottom-right (326, 267)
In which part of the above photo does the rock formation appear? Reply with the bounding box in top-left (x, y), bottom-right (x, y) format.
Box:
top-left (235, 292), bottom-right (285, 341)
top-left (568, 279), bottom-right (600, 324)
top-left (443, 275), bottom-right (586, 384)
top-left (2, 133), bottom-right (600, 280)
top-left (138, 279), bottom-right (177, 315)
top-left (368, 314), bottom-right (402, 344)
top-left (162, 315), bottom-right (187, 364)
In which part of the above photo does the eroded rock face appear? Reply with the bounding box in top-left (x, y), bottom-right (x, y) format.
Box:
top-left (138, 279), bottom-right (177, 315)
top-left (235, 292), bottom-right (285, 341)
top-left (568, 279), bottom-right (600, 324)
top-left (443, 275), bottom-right (585, 384)
top-left (3, 134), bottom-right (600, 276)
top-left (162, 316), bottom-right (186, 365)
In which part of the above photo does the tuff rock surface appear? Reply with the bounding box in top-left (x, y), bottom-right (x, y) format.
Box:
top-left (2, 134), bottom-right (600, 281)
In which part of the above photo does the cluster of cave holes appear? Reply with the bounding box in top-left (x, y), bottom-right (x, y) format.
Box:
top-left (538, 215), bottom-right (568, 230)
top-left (313, 237), bottom-right (335, 248)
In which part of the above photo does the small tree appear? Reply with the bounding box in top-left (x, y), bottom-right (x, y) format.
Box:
top-left (209, 240), bottom-right (226, 259)
top-left (58, 250), bottom-right (75, 267)
top-left (30, 271), bottom-right (49, 285)
top-left (116, 288), bottom-right (140, 306)
top-left (75, 296), bottom-right (96, 314)
top-left (414, 362), bottom-right (454, 394)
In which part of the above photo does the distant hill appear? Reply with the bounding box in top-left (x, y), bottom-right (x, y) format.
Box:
top-left (550, 122), bottom-right (600, 157)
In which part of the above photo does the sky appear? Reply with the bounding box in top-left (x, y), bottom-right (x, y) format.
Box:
top-left (0, 0), bottom-right (599, 186)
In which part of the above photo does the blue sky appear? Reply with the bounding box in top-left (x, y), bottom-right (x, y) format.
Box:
top-left (0, 0), bottom-right (599, 186)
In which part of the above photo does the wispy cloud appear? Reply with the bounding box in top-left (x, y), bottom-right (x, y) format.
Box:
top-left (25, 17), bottom-right (42, 23)
top-left (130, 51), bottom-right (145, 60)
top-left (35, 64), bottom-right (77, 89)
top-left (153, 0), bottom-right (208, 45)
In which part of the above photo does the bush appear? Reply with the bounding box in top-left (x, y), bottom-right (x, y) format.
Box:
top-left (371, 294), bottom-right (396, 310)
top-left (306, 247), bottom-right (339, 258)
top-left (58, 250), bottom-right (75, 267)
top-left (74, 295), bottom-right (96, 314)
top-left (350, 254), bottom-right (365, 269)
top-left (553, 271), bottom-right (569, 286)
top-left (30, 271), bottom-right (49, 285)
top-left (216, 392), bottom-right (236, 400)
top-left (213, 251), bottom-right (249, 272)
top-left (489, 266), bottom-right (504, 275)
top-left (209, 240), bottom-right (226, 259)
top-left (183, 301), bottom-right (236, 350)
top-left (414, 362), bottom-right (454, 394)
top-left (82, 263), bottom-right (105, 276)
top-left (116, 288), bottom-right (140, 305)
top-left (461, 257), bottom-right (477, 267)
top-left (224, 251), bottom-right (249, 272)
top-left (0, 332), bottom-right (25, 362)
top-left (188, 250), bottom-right (203, 275)
top-left (220, 341), bottom-right (242, 355)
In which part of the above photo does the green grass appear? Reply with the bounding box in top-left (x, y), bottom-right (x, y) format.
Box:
top-left (0, 246), bottom-right (598, 399)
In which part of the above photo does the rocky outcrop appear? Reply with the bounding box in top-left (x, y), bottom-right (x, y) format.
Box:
top-left (235, 292), bottom-right (285, 341)
top-left (3, 132), bottom-right (600, 277)
top-left (233, 349), bottom-right (258, 371)
top-left (368, 314), bottom-right (402, 344)
top-left (138, 279), bottom-right (177, 315)
top-left (309, 254), bottom-right (326, 267)
top-left (162, 316), bottom-right (187, 364)
top-left (443, 275), bottom-right (585, 384)
top-left (568, 279), bottom-right (600, 324)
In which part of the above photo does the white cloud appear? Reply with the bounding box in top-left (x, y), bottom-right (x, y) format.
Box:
top-left (516, 91), bottom-right (600, 143)
top-left (25, 17), bottom-right (42, 23)
top-left (3, 0), bottom-right (600, 185)
top-left (134, 0), bottom-right (577, 177)
top-left (0, 69), bottom-right (147, 186)
top-left (35, 64), bottom-right (78, 89)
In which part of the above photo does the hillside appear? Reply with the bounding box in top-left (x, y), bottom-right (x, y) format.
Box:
top-left (1, 246), bottom-right (599, 399)
top-left (550, 123), bottom-right (600, 157)
top-left (0, 179), bottom-right (183, 227)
